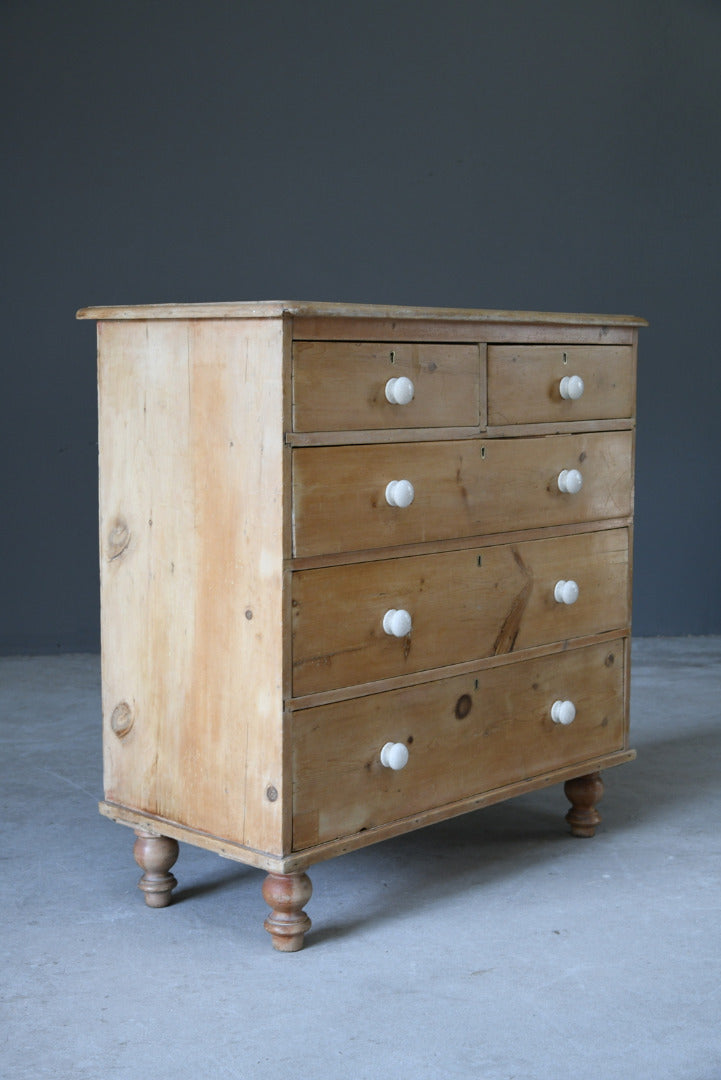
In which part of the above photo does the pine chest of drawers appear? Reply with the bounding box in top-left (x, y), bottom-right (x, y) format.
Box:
top-left (77, 301), bottom-right (645, 951)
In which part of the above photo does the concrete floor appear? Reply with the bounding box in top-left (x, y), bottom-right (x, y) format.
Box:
top-left (1, 638), bottom-right (720, 1080)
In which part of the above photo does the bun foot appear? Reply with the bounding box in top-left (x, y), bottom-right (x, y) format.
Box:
top-left (133, 830), bottom-right (179, 907)
top-left (564, 771), bottom-right (604, 838)
top-left (263, 871), bottom-right (312, 952)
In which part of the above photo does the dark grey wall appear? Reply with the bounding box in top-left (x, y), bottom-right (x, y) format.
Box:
top-left (2, 0), bottom-right (720, 651)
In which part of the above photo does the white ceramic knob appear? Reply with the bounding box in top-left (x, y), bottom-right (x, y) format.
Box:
top-left (385, 479), bottom-right (415, 508)
top-left (560, 375), bottom-right (585, 400)
top-left (551, 699), bottom-right (576, 726)
top-left (383, 608), bottom-right (412, 637)
top-left (557, 468), bottom-right (583, 494)
top-left (385, 376), bottom-right (415, 405)
top-left (554, 579), bottom-right (579, 605)
top-left (380, 741), bottom-right (409, 770)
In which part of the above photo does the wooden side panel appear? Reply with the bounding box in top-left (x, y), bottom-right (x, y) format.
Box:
top-left (487, 345), bottom-right (634, 425)
top-left (292, 431), bottom-right (633, 557)
top-left (292, 342), bottom-right (480, 431)
top-left (291, 528), bottom-right (630, 696)
top-left (98, 318), bottom-right (286, 854)
top-left (292, 640), bottom-right (625, 849)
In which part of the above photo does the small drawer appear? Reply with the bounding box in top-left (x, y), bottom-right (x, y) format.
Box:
top-left (487, 345), bottom-right (634, 425)
top-left (292, 341), bottom-right (481, 431)
top-left (291, 528), bottom-right (630, 696)
top-left (292, 640), bottom-right (626, 849)
top-left (292, 430), bottom-right (633, 558)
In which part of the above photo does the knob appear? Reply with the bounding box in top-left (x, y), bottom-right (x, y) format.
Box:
top-left (551, 700), bottom-right (576, 726)
top-left (554, 579), bottom-right (579, 605)
top-left (385, 479), bottom-right (415, 508)
top-left (380, 741), bottom-right (409, 770)
top-left (385, 376), bottom-right (415, 405)
top-left (557, 468), bottom-right (583, 494)
top-left (560, 375), bottom-right (585, 400)
top-left (383, 608), bottom-right (412, 637)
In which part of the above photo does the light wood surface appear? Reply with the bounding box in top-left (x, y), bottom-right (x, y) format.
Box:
top-left (78, 300), bottom-right (648, 325)
top-left (97, 318), bottom-right (286, 852)
top-left (292, 341), bottom-right (482, 431)
top-left (288, 629), bottom-right (630, 712)
top-left (291, 527), bottom-right (630, 696)
top-left (292, 640), bottom-right (625, 849)
top-left (86, 301), bottom-right (641, 948)
top-left (291, 317), bottom-right (638, 346)
top-left (487, 345), bottom-right (635, 424)
top-left (100, 744), bottom-right (635, 875)
top-left (292, 431), bottom-right (633, 557)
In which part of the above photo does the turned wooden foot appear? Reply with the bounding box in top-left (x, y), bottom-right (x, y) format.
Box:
top-left (262, 871), bottom-right (312, 952)
top-left (133, 830), bottom-right (179, 907)
top-left (564, 771), bottom-right (604, 837)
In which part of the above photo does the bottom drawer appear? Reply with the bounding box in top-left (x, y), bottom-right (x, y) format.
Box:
top-left (292, 640), bottom-right (625, 850)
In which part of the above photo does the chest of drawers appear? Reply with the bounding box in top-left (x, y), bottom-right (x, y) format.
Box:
top-left (77, 301), bottom-right (645, 951)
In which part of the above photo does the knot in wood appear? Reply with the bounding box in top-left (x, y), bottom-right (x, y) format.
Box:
top-left (110, 701), bottom-right (134, 738)
top-left (455, 693), bottom-right (472, 719)
top-left (107, 518), bottom-right (130, 560)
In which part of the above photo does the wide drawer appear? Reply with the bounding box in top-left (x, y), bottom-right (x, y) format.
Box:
top-left (292, 430), bottom-right (633, 557)
top-left (292, 640), bottom-right (626, 849)
top-left (291, 528), bottom-right (630, 696)
top-left (487, 345), bottom-right (634, 425)
top-left (292, 341), bottom-right (481, 431)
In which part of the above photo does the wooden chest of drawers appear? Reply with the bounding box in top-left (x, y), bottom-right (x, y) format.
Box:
top-left (77, 301), bottom-right (645, 951)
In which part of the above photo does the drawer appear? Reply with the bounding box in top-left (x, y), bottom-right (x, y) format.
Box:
top-left (291, 528), bottom-right (630, 696)
top-left (487, 345), bottom-right (634, 425)
top-left (292, 640), bottom-right (626, 849)
top-left (292, 430), bottom-right (633, 557)
top-left (292, 341), bottom-right (481, 431)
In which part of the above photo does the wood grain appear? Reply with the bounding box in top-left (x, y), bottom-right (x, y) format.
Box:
top-left (292, 640), bottom-right (626, 849)
top-left (292, 318), bottom-right (638, 346)
top-left (77, 300), bottom-right (647, 326)
top-left (292, 341), bottom-right (481, 431)
top-left (487, 345), bottom-right (634, 424)
top-left (86, 300), bottom-right (640, 933)
top-left (291, 528), bottom-right (630, 696)
top-left (97, 317), bottom-right (286, 853)
top-left (100, 744), bottom-right (636, 875)
top-left (292, 431), bottom-right (634, 558)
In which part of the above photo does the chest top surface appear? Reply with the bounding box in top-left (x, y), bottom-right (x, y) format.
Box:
top-left (76, 300), bottom-right (647, 325)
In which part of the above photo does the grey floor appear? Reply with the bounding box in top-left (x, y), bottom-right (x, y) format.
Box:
top-left (1, 639), bottom-right (720, 1080)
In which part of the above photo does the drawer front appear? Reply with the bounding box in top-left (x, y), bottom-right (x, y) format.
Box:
top-left (292, 430), bottom-right (633, 557)
top-left (292, 341), bottom-right (481, 431)
top-left (292, 528), bottom-right (630, 696)
top-left (292, 640), bottom-right (626, 849)
top-left (487, 345), bottom-right (634, 425)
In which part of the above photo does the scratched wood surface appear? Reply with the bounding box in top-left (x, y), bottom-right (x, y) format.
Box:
top-left (291, 527), bottom-right (630, 696)
top-left (292, 639), bottom-right (626, 849)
